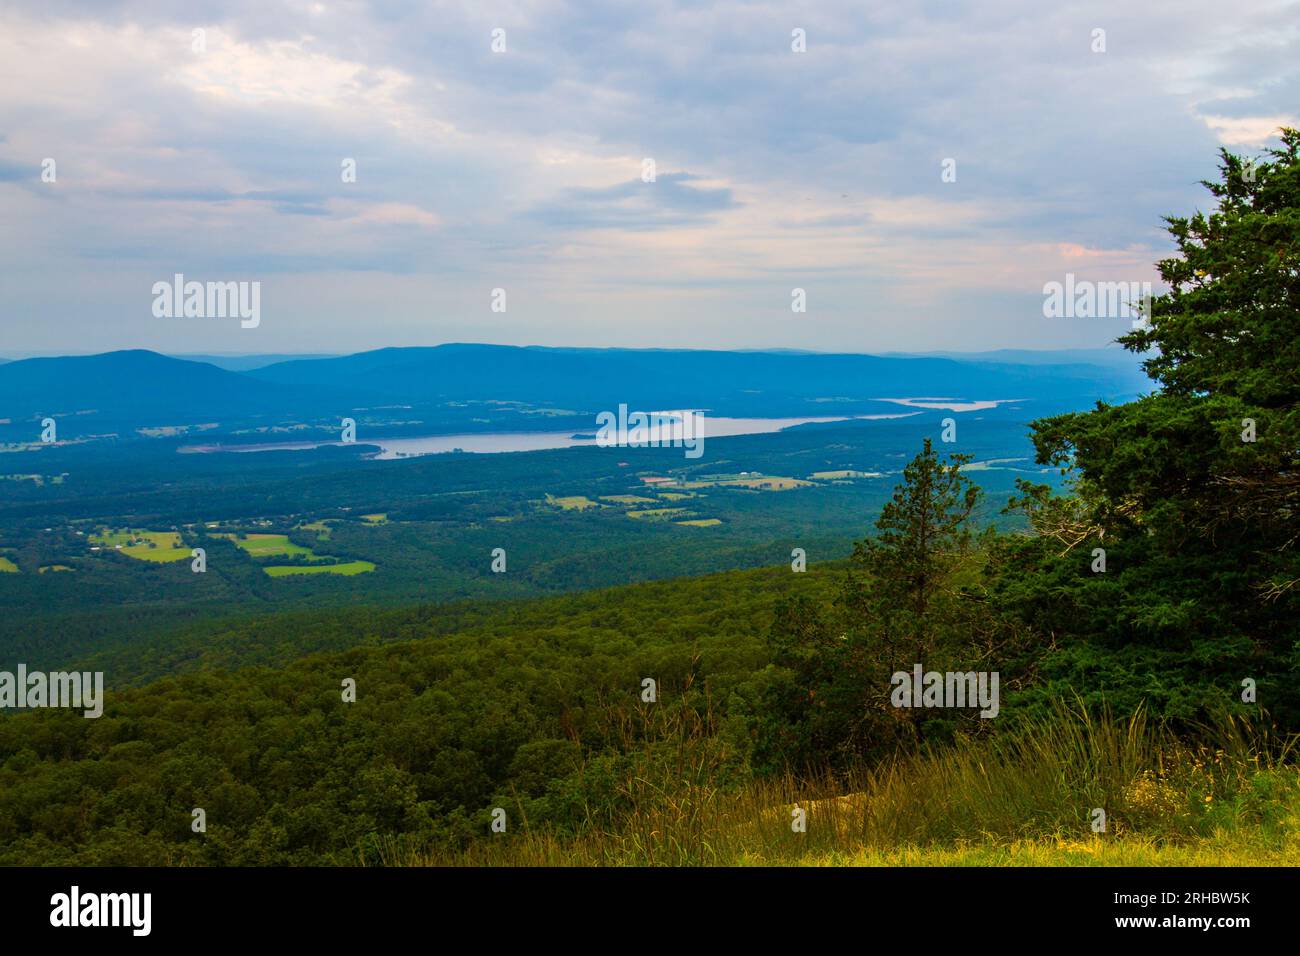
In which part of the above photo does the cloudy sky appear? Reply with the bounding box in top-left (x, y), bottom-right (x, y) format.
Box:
top-left (0, 0), bottom-right (1296, 356)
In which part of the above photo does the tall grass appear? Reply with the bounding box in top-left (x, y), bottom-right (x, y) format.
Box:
top-left (357, 702), bottom-right (1300, 866)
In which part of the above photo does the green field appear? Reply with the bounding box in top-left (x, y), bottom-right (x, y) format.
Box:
top-left (223, 533), bottom-right (320, 559)
top-left (627, 507), bottom-right (689, 520)
top-left (263, 561), bottom-right (376, 577)
top-left (0, 556), bottom-right (19, 573)
top-left (676, 518), bottom-right (722, 527)
top-left (91, 528), bottom-right (190, 562)
top-left (215, 530), bottom-right (377, 577)
top-left (544, 495), bottom-right (600, 511)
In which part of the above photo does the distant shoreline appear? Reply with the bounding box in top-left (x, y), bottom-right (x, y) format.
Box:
top-left (179, 411), bottom-right (929, 459)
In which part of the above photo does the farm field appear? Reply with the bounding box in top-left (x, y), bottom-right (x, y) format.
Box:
top-left (221, 533), bottom-right (320, 559)
top-left (675, 474), bottom-right (814, 491)
top-left (91, 528), bottom-right (190, 562)
top-left (627, 507), bottom-right (690, 520)
top-left (545, 495), bottom-right (600, 510)
top-left (263, 561), bottom-right (376, 577)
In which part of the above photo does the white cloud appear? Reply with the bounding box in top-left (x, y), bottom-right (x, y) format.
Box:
top-left (0, 0), bottom-right (1296, 354)
top-left (1199, 114), bottom-right (1299, 145)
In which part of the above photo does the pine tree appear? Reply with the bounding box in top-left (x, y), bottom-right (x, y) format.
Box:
top-left (851, 437), bottom-right (980, 658)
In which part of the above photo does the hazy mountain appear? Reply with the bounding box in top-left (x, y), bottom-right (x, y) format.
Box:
top-left (0, 345), bottom-right (1151, 443)
top-left (170, 353), bottom-right (341, 372)
top-left (0, 350), bottom-right (326, 424)
top-left (250, 343), bottom-right (1149, 409)
top-left (882, 348), bottom-right (1151, 367)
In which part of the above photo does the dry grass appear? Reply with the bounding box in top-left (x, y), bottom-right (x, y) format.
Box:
top-left (354, 703), bottom-right (1300, 867)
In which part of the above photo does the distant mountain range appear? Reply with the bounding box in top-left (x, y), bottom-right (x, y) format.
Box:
top-left (0, 344), bottom-right (1151, 443)
top-left (881, 347), bottom-right (1151, 366)
top-left (168, 353), bottom-right (343, 372)
top-left (245, 344), bottom-right (1148, 405)
top-left (0, 350), bottom-right (323, 421)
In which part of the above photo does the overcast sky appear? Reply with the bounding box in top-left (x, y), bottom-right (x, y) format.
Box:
top-left (1, 0), bottom-right (1296, 356)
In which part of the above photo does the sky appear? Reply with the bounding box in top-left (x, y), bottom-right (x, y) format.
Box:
top-left (0, 0), bottom-right (1297, 357)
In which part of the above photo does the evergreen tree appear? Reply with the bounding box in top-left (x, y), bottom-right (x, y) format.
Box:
top-left (758, 439), bottom-right (986, 770)
top-left (851, 437), bottom-right (980, 659)
top-left (1002, 129), bottom-right (1300, 724)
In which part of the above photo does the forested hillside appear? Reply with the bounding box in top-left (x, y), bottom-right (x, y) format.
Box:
top-left (0, 563), bottom-right (833, 864)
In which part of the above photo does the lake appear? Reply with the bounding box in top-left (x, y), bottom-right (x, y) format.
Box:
top-left (185, 412), bottom-right (923, 459)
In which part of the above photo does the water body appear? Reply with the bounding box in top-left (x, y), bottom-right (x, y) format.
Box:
top-left (875, 397), bottom-right (1027, 413)
top-left (183, 412), bottom-right (924, 459)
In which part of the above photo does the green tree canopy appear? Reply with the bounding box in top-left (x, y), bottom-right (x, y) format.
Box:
top-left (1006, 129), bottom-right (1300, 723)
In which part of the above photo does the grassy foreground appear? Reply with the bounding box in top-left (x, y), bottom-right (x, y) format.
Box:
top-left (359, 706), bottom-right (1300, 867)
